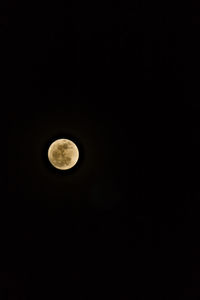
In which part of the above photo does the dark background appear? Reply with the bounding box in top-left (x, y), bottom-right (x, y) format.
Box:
top-left (2, 1), bottom-right (193, 299)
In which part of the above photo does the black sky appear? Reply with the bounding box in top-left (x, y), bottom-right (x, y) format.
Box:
top-left (3, 2), bottom-right (193, 300)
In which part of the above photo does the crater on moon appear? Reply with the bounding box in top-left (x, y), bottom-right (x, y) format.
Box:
top-left (48, 138), bottom-right (79, 170)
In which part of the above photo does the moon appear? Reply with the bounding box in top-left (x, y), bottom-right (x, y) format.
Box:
top-left (48, 138), bottom-right (79, 170)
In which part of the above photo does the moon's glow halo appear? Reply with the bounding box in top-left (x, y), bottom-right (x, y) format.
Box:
top-left (48, 138), bottom-right (79, 170)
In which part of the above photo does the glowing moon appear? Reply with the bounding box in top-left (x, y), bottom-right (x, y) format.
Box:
top-left (48, 138), bottom-right (79, 170)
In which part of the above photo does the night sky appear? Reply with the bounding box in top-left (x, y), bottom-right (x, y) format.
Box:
top-left (3, 2), bottom-right (193, 300)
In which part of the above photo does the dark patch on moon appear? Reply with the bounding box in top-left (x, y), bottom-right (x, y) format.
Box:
top-left (57, 145), bottom-right (63, 151)
top-left (64, 156), bottom-right (71, 165)
top-left (52, 150), bottom-right (60, 159)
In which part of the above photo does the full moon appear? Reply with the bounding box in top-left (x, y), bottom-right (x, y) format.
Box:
top-left (48, 138), bottom-right (79, 170)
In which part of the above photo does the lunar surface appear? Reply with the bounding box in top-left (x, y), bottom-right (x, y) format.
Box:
top-left (48, 138), bottom-right (79, 170)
